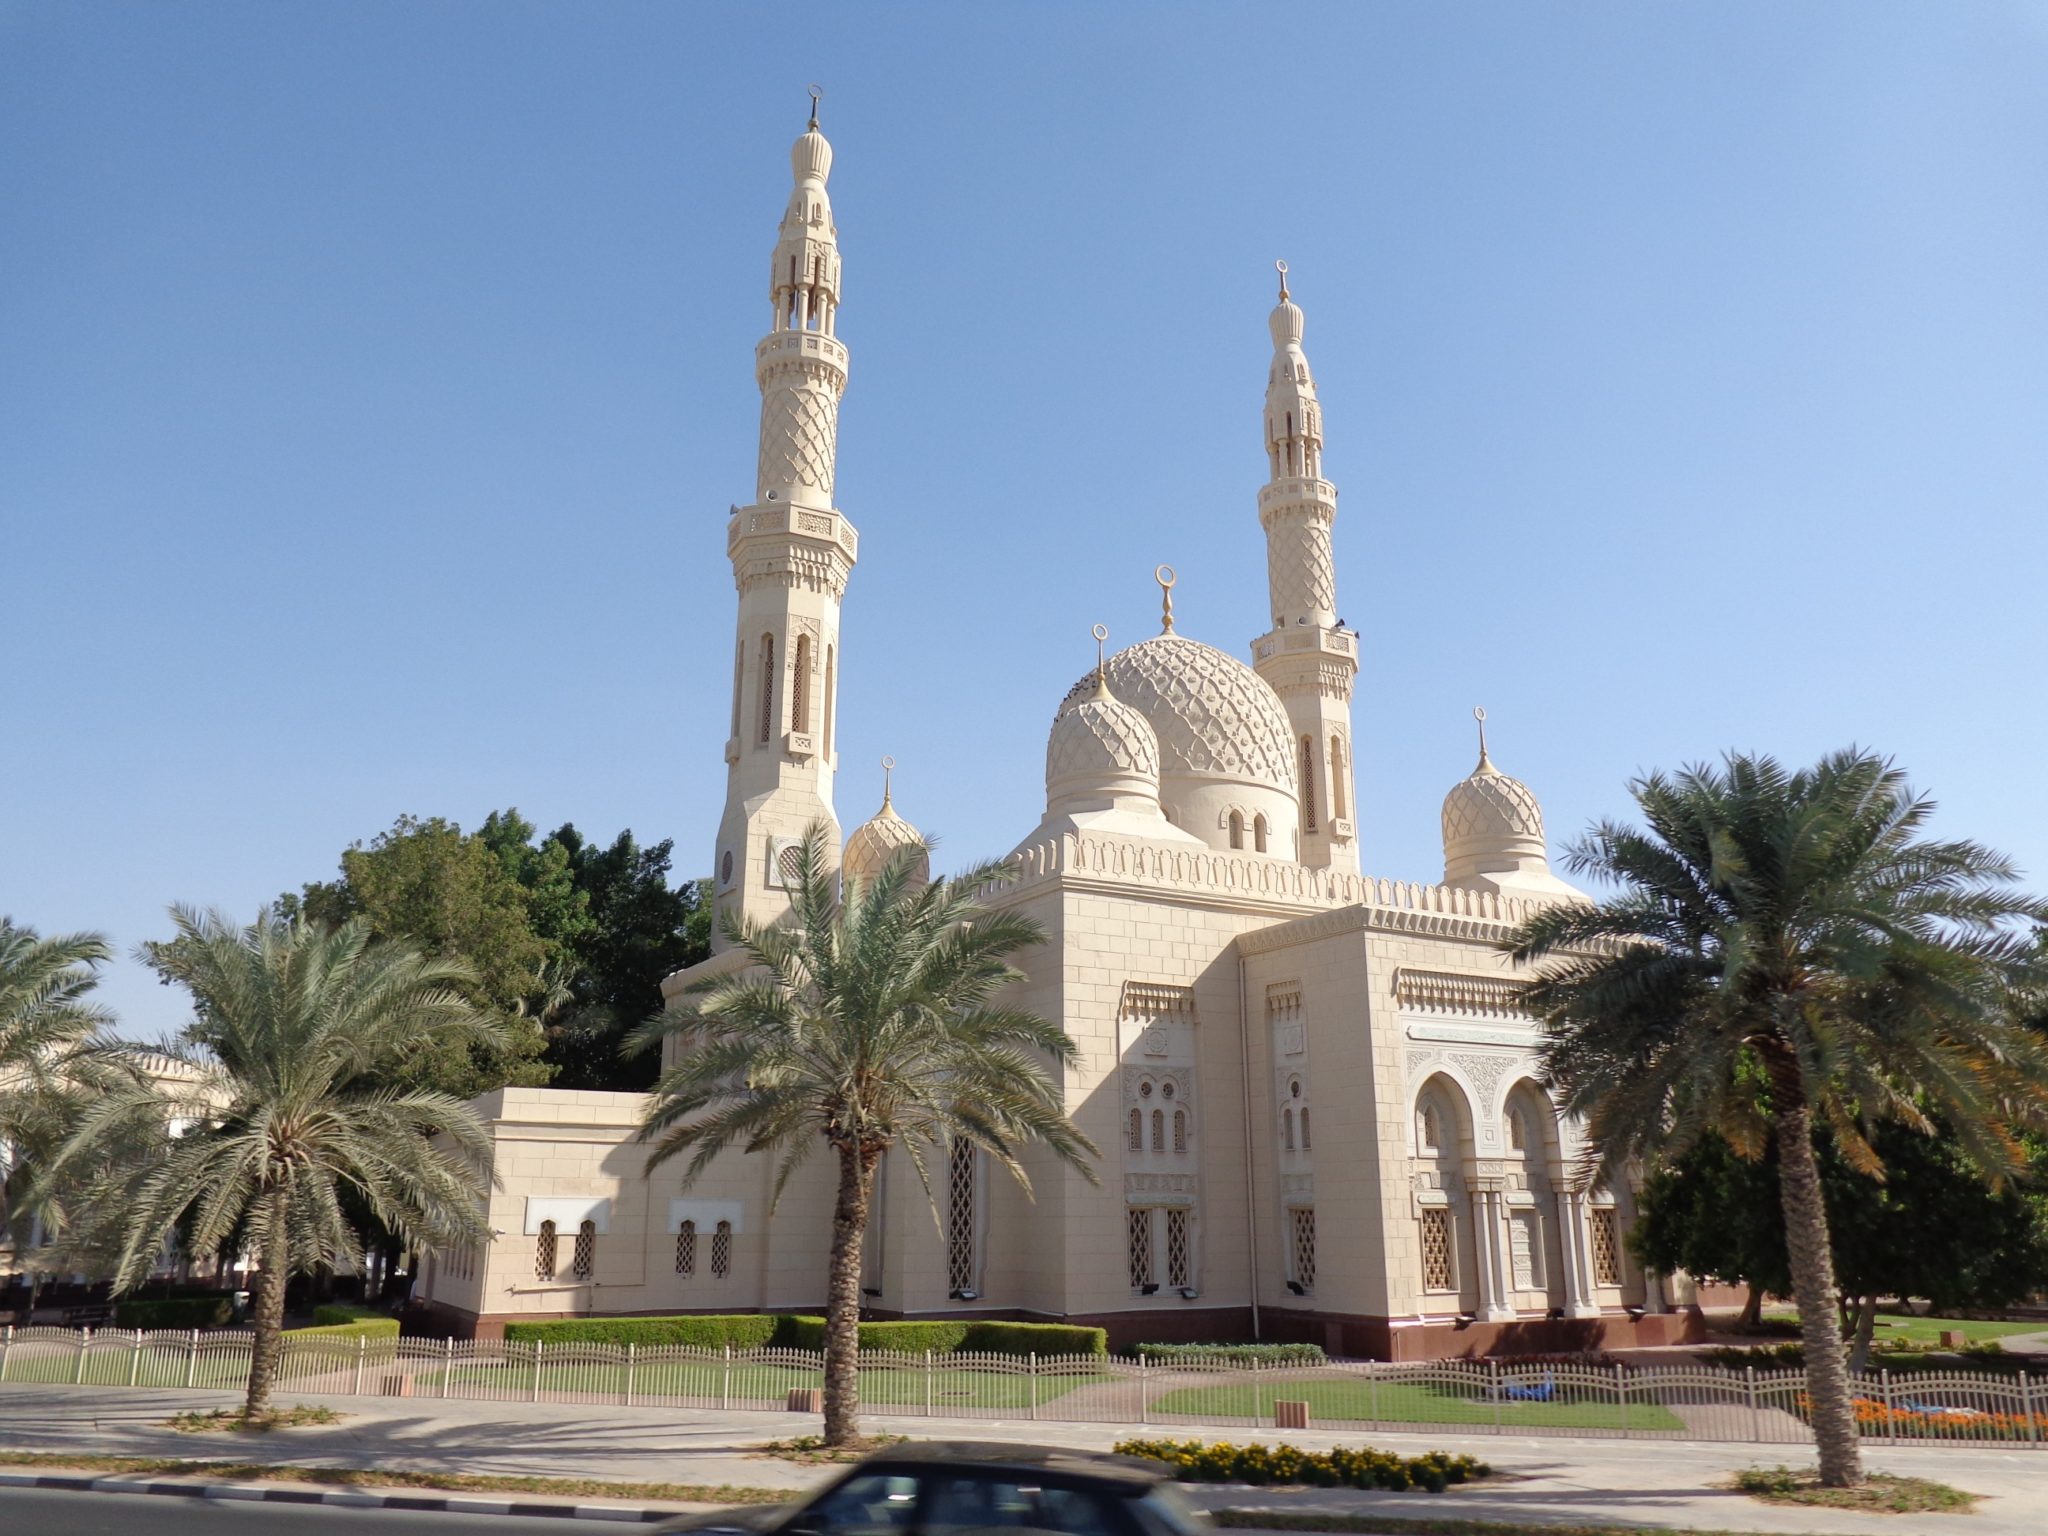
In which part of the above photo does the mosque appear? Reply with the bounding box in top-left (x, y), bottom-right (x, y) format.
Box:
top-left (415, 109), bottom-right (1701, 1357)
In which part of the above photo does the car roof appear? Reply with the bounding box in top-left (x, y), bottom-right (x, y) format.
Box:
top-left (855, 1441), bottom-right (1167, 1491)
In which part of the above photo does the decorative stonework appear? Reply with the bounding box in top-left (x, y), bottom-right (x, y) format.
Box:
top-left (1396, 969), bottom-right (1528, 1019)
top-left (1120, 981), bottom-right (1196, 1022)
top-left (1451, 1052), bottom-right (1512, 1104)
top-left (1059, 636), bottom-right (1297, 790)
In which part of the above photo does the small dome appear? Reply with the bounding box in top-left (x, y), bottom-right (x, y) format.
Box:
top-left (1047, 677), bottom-right (1161, 807)
top-left (1269, 296), bottom-right (1305, 350)
top-left (843, 787), bottom-right (927, 890)
top-left (1441, 746), bottom-right (1547, 881)
top-left (1059, 635), bottom-right (1296, 795)
top-left (791, 125), bottom-right (832, 185)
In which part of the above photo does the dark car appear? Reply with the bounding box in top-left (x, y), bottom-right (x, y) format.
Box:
top-left (656, 1442), bottom-right (1209, 1536)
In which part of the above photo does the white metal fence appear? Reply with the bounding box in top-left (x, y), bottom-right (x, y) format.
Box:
top-left (1, 1326), bottom-right (2041, 1447)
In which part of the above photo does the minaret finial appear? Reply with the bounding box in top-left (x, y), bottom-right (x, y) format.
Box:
top-left (1154, 564), bottom-right (1177, 634)
top-left (1473, 706), bottom-right (1492, 771)
top-left (807, 83), bottom-right (822, 130)
top-left (1090, 623), bottom-right (1111, 697)
top-left (879, 753), bottom-right (895, 809)
top-left (1275, 258), bottom-right (1289, 302)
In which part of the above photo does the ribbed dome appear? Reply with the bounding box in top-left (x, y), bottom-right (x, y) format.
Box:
top-left (791, 125), bottom-right (832, 185)
top-left (843, 791), bottom-right (927, 889)
top-left (1441, 749), bottom-right (1546, 872)
top-left (1269, 296), bottom-right (1305, 350)
top-left (1059, 635), bottom-right (1297, 794)
top-left (1047, 680), bottom-right (1161, 795)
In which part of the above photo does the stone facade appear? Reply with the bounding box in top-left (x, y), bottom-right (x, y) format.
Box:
top-left (414, 115), bottom-right (1699, 1358)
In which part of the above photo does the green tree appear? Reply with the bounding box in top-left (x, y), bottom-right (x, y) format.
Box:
top-left (628, 824), bottom-right (1096, 1446)
top-left (1508, 750), bottom-right (2048, 1487)
top-left (57, 908), bottom-right (504, 1419)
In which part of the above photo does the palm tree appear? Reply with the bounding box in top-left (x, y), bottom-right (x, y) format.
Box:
top-left (629, 823), bottom-right (1097, 1446)
top-left (0, 921), bottom-right (121, 1299)
top-left (1506, 750), bottom-right (2048, 1488)
top-left (51, 907), bottom-right (508, 1418)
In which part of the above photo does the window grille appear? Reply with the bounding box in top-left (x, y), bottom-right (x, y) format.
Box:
top-left (790, 634), bottom-right (811, 733)
top-left (1128, 1108), bottom-right (1142, 1153)
top-left (711, 1220), bottom-right (732, 1278)
top-left (776, 843), bottom-right (804, 888)
top-left (1300, 1107), bottom-right (1311, 1151)
top-left (946, 1140), bottom-right (976, 1294)
top-left (1299, 737), bottom-right (1318, 832)
top-left (675, 1221), bottom-right (696, 1276)
top-left (1419, 1101), bottom-right (1440, 1151)
top-left (1166, 1207), bottom-right (1191, 1288)
top-left (1290, 1207), bottom-right (1316, 1291)
top-left (1150, 1109), bottom-right (1164, 1152)
top-left (757, 635), bottom-right (775, 743)
top-left (1420, 1208), bottom-right (1454, 1290)
top-left (1172, 1109), bottom-right (1187, 1153)
top-left (1590, 1206), bottom-right (1622, 1286)
top-left (572, 1220), bottom-right (596, 1280)
top-left (1126, 1206), bottom-right (1153, 1290)
top-left (534, 1220), bottom-right (557, 1281)
top-left (1329, 735), bottom-right (1347, 821)
top-left (1283, 1107), bottom-right (1294, 1151)
top-left (1508, 1108), bottom-right (1526, 1151)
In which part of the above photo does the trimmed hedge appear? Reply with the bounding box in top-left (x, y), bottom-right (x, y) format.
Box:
top-left (499, 1313), bottom-right (1108, 1356)
top-left (311, 1304), bottom-right (385, 1327)
top-left (289, 1316), bottom-right (400, 1340)
top-left (1135, 1342), bottom-right (1326, 1366)
top-left (1114, 1438), bottom-right (1487, 1494)
top-left (112, 1296), bottom-right (233, 1330)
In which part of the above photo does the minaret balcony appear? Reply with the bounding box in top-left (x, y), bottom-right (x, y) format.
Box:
top-left (755, 330), bottom-right (848, 372)
top-left (1258, 477), bottom-right (1337, 514)
top-left (727, 503), bottom-right (860, 564)
top-left (1253, 627), bottom-right (1356, 664)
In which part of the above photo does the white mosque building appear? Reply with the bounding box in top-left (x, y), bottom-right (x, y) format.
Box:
top-left (414, 110), bottom-right (1700, 1358)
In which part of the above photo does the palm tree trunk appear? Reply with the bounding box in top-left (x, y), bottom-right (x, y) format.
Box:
top-left (1845, 1295), bottom-right (1879, 1374)
top-left (821, 1143), bottom-right (873, 1447)
top-left (243, 1193), bottom-right (290, 1418)
top-left (1769, 1089), bottom-right (1863, 1487)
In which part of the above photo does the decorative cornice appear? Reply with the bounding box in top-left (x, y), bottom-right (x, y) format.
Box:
top-left (1395, 968), bottom-right (1528, 1020)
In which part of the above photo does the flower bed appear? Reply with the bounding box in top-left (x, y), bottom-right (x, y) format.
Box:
top-left (1113, 1437), bottom-right (1487, 1493)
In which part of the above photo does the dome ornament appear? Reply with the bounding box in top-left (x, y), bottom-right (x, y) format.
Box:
top-left (1091, 623), bottom-right (1111, 696)
top-left (1473, 706), bottom-right (1492, 770)
top-left (806, 83), bottom-right (823, 130)
top-left (879, 753), bottom-right (895, 808)
top-left (1154, 564), bottom-right (1177, 634)
top-left (1275, 259), bottom-right (1289, 302)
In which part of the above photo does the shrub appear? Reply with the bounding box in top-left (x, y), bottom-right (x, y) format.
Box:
top-left (289, 1316), bottom-right (400, 1341)
top-left (961, 1322), bottom-right (1107, 1357)
top-left (1114, 1438), bottom-right (1487, 1494)
top-left (501, 1314), bottom-right (784, 1350)
top-left (1135, 1342), bottom-right (1325, 1366)
top-left (311, 1304), bottom-right (385, 1327)
top-left (112, 1296), bottom-right (234, 1330)
top-left (768, 1318), bottom-right (1106, 1356)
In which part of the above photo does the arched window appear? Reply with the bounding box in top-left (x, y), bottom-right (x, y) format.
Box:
top-left (1128, 1108), bottom-right (1142, 1153)
top-left (572, 1220), bottom-right (596, 1280)
top-left (1227, 810), bottom-right (1244, 850)
top-left (675, 1220), bottom-right (696, 1276)
top-left (1172, 1109), bottom-right (1187, 1153)
top-left (1299, 737), bottom-right (1318, 832)
top-left (1150, 1109), bottom-right (1165, 1152)
top-left (1329, 735), bottom-right (1347, 821)
top-left (757, 634), bottom-right (775, 744)
top-left (711, 1220), bottom-right (732, 1278)
top-left (534, 1220), bottom-right (557, 1281)
top-left (946, 1140), bottom-right (976, 1294)
top-left (1253, 814), bottom-right (1269, 853)
top-left (1508, 1108), bottom-right (1527, 1152)
top-left (1283, 1107), bottom-right (1295, 1151)
top-left (1419, 1100), bottom-right (1441, 1151)
top-left (823, 644), bottom-right (836, 757)
top-left (790, 634), bottom-right (811, 734)
top-left (1300, 1107), bottom-right (1312, 1151)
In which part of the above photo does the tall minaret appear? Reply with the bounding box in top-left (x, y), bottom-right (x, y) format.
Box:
top-left (711, 96), bottom-right (858, 942)
top-left (1251, 264), bottom-right (1360, 873)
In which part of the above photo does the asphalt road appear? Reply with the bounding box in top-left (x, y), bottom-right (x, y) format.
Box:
top-left (0, 1485), bottom-right (608, 1533)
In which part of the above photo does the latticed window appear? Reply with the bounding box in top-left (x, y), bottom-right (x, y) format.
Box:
top-left (711, 1220), bottom-right (732, 1278)
top-left (534, 1220), bottom-right (557, 1280)
top-left (1127, 1108), bottom-right (1142, 1152)
top-left (1329, 735), bottom-right (1347, 821)
top-left (776, 842), bottom-right (804, 888)
top-left (757, 634), bottom-right (775, 743)
top-left (946, 1140), bottom-right (976, 1294)
top-left (1172, 1109), bottom-right (1187, 1153)
top-left (1290, 1207), bottom-right (1316, 1291)
top-left (1507, 1108), bottom-right (1527, 1151)
top-left (571, 1220), bottom-right (596, 1280)
top-left (1419, 1101), bottom-right (1441, 1151)
top-left (1299, 736), bottom-right (1318, 832)
top-left (1420, 1208), bottom-right (1454, 1290)
top-left (675, 1221), bottom-right (696, 1276)
top-left (1150, 1109), bottom-right (1164, 1152)
top-left (1590, 1206), bottom-right (1622, 1286)
top-left (1166, 1208), bottom-right (1191, 1288)
top-left (790, 634), bottom-right (811, 733)
top-left (1300, 1108), bottom-right (1311, 1151)
top-left (1126, 1206), bottom-right (1153, 1290)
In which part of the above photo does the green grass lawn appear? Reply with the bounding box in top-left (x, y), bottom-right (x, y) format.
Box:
top-left (411, 1358), bottom-right (1115, 1411)
top-left (1762, 1310), bottom-right (2041, 1348)
top-left (0, 1345), bottom-right (249, 1389)
top-left (1150, 1378), bottom-right (1685, 1432)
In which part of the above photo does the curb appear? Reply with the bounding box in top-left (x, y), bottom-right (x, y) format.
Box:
top-left (0, 1470), bottom-right (673, 1522)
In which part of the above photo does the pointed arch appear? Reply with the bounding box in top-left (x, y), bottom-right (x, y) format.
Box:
top-left (1253, 813), bottom-right (1269, 853)
top-left (1299, 736), bottom-right (1318, 832)
top-left (757, 634), bottom-right (776, 745)
top-left (1329, 734), bottom-right (1348, 822)
top-left (790, 633), bottom-right (811, 734)
top-left (822, 643), bottom-right (836, 757)
top-left (1227, 810), bottom-right (1245, 850)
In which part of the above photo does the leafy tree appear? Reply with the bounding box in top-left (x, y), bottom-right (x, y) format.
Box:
top-left (56, 908), bottom-right (503, 1418)
top-left (629, 823), bottom-right (1096, 1446)
top-left (1508, 749), bottom-right (2048, 1487)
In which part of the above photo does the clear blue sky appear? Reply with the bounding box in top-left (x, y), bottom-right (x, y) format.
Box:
top-left (5, 3), bottom-right (2045, 1041)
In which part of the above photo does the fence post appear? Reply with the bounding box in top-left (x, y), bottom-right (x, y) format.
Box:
top-left (1368, 1362), bottom-right (1378, 1430)
top-left (1880, 1369), bottom-right (1895, 1447)
top-left (74, 1326), bottom-right (90, 1384)
top-left (1139, 1355), bottom-right (1149, 1425)
top-left (129, 1328), bottom-right (142, 1386)
top-left (531, 1339), bottom-right (543, 1403)
top-left (441, 1336), bottom-right (453, 1401)
top-left (2020, 1371), bottom-right (2039, 1447)
top-left (353, 1335), bottom-right (366, 1396)
top-left (1490, 1359), bottom-right (1502, 1432)
top-left (722, 1344), bottom-right (731, 1412)
top-left (625, 1342), bottom-right (636, 1408)
top-left (0, 1324), bottom-right (11, 1384)
top-left (185, 1329), bottom-right (198, 1389)
top-left (1028, 1352), bottom-right (1038, 1421)
top-left (924, 1349), bottom-right (934, 1417)
top-left (1745, 1365), bottom-right (1760, 1443)
top-left (1616, 1361), bottom-right (1629, 1437)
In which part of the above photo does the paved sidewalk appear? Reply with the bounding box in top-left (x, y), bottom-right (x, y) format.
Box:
top-left (2, 1381), bottom-right (2044, 1535)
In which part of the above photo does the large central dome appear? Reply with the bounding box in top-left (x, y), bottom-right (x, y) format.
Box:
top-left (1060, 635), bottom-right (1296, 787)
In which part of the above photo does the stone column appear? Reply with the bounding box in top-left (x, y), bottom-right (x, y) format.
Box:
top-left (1468, 1179), bottom-right (1513, 1322)
top-left (1557, 1186), bottom-right (1599, 1319)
